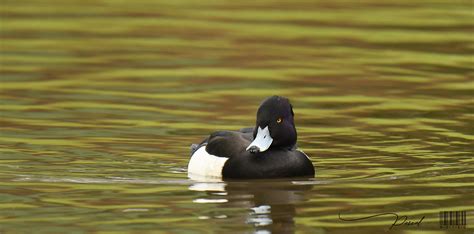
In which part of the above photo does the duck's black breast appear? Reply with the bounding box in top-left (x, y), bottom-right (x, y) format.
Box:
top-left (222, 149), bottom-right (315, 179)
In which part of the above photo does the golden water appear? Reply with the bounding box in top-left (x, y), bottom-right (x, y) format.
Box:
top-left (1, 0), bottom-right (473, 233)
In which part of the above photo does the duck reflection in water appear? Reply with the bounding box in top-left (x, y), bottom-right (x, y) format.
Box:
top-left (189, 179), bottom-right (314, 233)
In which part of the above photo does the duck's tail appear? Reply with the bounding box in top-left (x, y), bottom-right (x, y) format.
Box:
top-left (190, 144), bottom-right (200, 156)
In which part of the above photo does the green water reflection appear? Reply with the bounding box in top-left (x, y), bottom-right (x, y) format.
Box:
top-left (1, 0), bottom-right (473, 233)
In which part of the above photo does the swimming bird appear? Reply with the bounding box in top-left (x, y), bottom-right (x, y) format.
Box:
top-left (188, 96), bottom-right (315, 179)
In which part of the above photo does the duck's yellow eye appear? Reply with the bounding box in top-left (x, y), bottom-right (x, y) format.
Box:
top-left (276, 118), bottom-right (282, 123)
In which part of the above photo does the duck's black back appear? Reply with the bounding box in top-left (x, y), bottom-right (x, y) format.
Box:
top-left (204, 128), bottom-right (253, 158)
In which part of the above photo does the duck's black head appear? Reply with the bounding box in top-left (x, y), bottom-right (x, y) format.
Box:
top-left (246, 96), bottom-right (297, 153)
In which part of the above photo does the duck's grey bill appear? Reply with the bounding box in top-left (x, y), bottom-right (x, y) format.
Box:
top-left (246, 126), bottom-right (273, 153)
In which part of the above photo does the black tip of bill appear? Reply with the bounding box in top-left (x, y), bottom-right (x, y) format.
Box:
top-left (247, 146), bottom-right (260, 154)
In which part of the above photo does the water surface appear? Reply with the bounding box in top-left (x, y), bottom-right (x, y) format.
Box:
top-left (0, 0), bottom-right (473, 233)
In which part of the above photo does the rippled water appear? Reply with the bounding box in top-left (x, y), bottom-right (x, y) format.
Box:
top-left (1, 0), bottom-right (473, 233)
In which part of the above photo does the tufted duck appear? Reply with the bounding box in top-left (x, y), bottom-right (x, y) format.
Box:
top-left (188, 96), bottom-right (315, 179)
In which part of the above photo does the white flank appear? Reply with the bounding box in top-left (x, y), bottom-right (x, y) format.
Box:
top-left (187, 146), bottom-right (229, 179)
